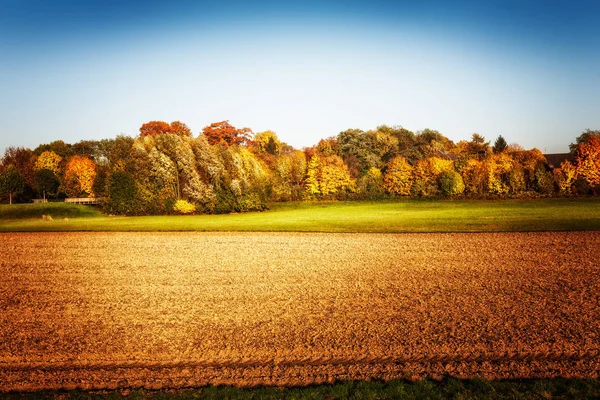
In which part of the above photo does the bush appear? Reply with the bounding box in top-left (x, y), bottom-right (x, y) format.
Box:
top-left (439, 171), bottom-right (465, 197)
top-left (173, 199), bottom-right (196, 214)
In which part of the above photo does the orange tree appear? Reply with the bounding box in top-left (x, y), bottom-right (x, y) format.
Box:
top-left (64, 156), bottom-right (97, 197)
top-left (139, 120), bottom-right (192, 137)
top-left (202, 120), bottom-right (252, 148)
top-left (576, 135), bottom-right (600, 191)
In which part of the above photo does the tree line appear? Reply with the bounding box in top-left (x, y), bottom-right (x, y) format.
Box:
top-left (1, 121), bottom-right (599, 214)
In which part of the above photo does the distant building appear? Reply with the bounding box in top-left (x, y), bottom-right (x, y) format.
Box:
top-left (543, 153), bottom-right (576, 169)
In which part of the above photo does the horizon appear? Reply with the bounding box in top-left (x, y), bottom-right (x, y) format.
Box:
top-left (1, 0), bottom-right (599, 155)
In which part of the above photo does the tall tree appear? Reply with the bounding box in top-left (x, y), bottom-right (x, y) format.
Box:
top-left (0, 165), bottom-right (24, 204)
top-left (493, 135), bottom-right (508, 153)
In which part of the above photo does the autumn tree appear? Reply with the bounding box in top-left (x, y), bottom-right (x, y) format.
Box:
top-left (35, 151), bottom-right (62, 175)
top-left (358, 167), bottom-right (384, 199)
top-left (153, 134), bottom-right (214, 205)
top-left (2, 147), bottom-right (36, 198)
top-left (575, 134), bottom-right (600, 190)
top-left (139, 121), bottom-right (174, 137)
top-left (271, 150), bottom-right (306, 201)
top-left (555, 160), bottom-right (577, 194)
top-left (318, 155), bottom-right (355, 198)
top-left (413, 129), bottom-right (455, 160)
top-left (383, 156), bottom-right (413, 196)
top-left (170, 121), bottom-right (193, 137)
top-left (459, 133), bottom-right (490, 160)
top-left (72, 140), bottom-right (101, 160)
top-left (485, 153), bottom-right (514, 195)
top-left (569, 129), bottom-right (600, 153)
top-left (138, 120), bottom-right (193, 138)
top-left (304, 155), bottom-right (321, 198)
top-left (202, 120), bottom-right (252, 147)
top-left (461, 158), bottom-right (487, 196)
top-left (512, 148), bottom-right (547, 192)
top-left (411, 157), bottom-right (454, 197)
top-left (64, 156), bottom-right (97, 197)
top-left (253, 130), bottom-right (282, 155)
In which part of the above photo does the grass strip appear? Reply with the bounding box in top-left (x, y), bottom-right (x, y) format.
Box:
top-left (3, 378), bottom-right (600, 399)
top-left (1, 198), bottom-right (599, 233)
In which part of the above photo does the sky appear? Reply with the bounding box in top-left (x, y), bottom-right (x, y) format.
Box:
top-left (1, 0), bottom-right (599, 155)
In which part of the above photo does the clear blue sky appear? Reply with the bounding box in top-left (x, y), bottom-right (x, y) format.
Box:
top-left (1, 0), bottom-right (599, 154)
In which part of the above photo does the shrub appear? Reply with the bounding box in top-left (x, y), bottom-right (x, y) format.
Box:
top-left (173, 199), bottom-right (196, 214)
top-left (439, 171), bottom-right (465, 197)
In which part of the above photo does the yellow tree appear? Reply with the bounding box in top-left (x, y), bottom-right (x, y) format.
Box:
top-left (461, 158), bottom-right (486, 195)
top-left (319, 155), bottom-right (354, 197)
top-left (555, 160), bottom-right (577, 194)
top-left (485, 153), bottom-right (514, 194)
top-left (411, 157), bottom-right (453, 196)
top-left (64, 156), bottom-right (97, 197)
top-left (383, 156), bottom-right (413, 195)
top-left (304, 155), bottom-right (321, 198)
top-left (35, 151), bottom-right (62, 175)
top-left (576, 135), bottom-right (600, 188)
top-left (253, 130), bottom-right (282, 155)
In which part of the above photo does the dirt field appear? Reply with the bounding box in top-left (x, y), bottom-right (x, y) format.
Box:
top-left (1, 231), bottom-right (599, 392)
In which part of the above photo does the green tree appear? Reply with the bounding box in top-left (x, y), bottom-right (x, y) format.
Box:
top-left (0, 165), bottom-right (24, 204)
top-left (33, 140), bottom-right (73, 158)
top-left (439, 170), bottom-right (465, 197)
top-left (35, 169), bottom-right (59, 200)
top-left (493, 135), bottom-right (508, 153)
top-left (358, 167), bottom-right (384, 199)
top-left (2, 147), bottom-right (37, 200)
top-left (106, 171), bottom-right (138, 215)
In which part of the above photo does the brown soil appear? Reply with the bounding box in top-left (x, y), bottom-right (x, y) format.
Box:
top-left (1, 231), bottom-right (599, 391)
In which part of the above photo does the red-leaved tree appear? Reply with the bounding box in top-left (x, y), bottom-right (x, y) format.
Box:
top-left (202, 121), bottom-right (252, 148)
top-left (139, 121), bottom-right (193, 137)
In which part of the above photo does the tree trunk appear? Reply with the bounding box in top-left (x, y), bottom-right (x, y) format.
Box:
top-left (9, 192), bottom-right (12, 205)
top-left (176, 167), bottom-right (180, 200)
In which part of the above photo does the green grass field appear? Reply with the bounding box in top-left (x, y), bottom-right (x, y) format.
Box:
top-left (1, 197), bottom-right (599, 232)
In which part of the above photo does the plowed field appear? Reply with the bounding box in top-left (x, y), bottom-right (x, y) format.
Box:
top-left (1, 232), bottom-right (599, 392)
